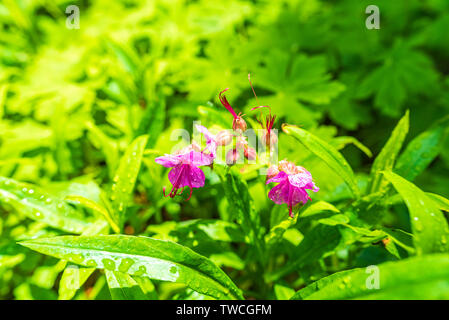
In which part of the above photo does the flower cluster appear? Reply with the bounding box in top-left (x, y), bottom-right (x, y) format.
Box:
top-left (154, 76), bottom-right (319, 218)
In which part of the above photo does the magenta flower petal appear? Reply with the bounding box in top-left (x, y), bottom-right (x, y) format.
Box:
top-left (180, 150), bottom-right (214, 167)
top-left (195, 125), bottom-right (218, 157)
top-left (266, 171), bottom-right (288, 184)
top-left (168, 164), bottom-right (191, 189)
top-left (188, 165), bottom-right (206, 188)
top-left (268, 182), bottom-right (289, 205)
top-left (155, 154), bottom-right (182, 168)
top-left (288, 171), bottom-right (313, 188)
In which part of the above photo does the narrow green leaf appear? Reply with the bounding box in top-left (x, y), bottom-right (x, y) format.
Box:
top-left (105, 270), bottom-right (147, 300)
top-left (268, 225), bottom-right (341, 282)
top-left (66, 195), bottom-right (119, 234)
top-left (110, 135), bottom-right (148, 228)
top-left (395, 119), bottom-right (448, 181)
top-left (58, 265), bottom-right (95, 300)
top-left (274, 284), bottom-right (295, 300)
top-left (330, 136), bottom-right (372, 158)
top-left (85, 121), bottom-right (119, 177)
top-left (0, 177), bottom-right (89, 234)
top-left (19, 235), bottom-right (243, 300)
top-left (292, 254), bottom-right (449, 299)
top-left (282, 125), bottom-right (359, 197)
top-left (382, 171), bottom-right (449, 255)
top-left (427, 193), bottom-right (449, 212)
top-left (300, 201), bottom-right (340, 218)
top-left (369, 110), bottom-right (409, 193)
top-left (265, 213), bottom-right (298, 247)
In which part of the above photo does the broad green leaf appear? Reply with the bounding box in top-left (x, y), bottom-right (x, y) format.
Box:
top-left (395, 119), bottom-right (448, 181)
top-left (0, 177), bottom-right (89, 234)
top-left (105, 270), bottom-right (147, 300)
top-left (19, 235), bottom-right (243, 300)
top-left (292, 254), bottom-right (449, 299)
top-left (110, 135), bottom-right (148, 229)
top-left (282, 125), bottom-right (359, 197)
top-left (383, 171), bottom-right (449, 254)
top-left (66, 195), bottom-right (119, 234)
top-left (369, 111), bottom-right (409, 193)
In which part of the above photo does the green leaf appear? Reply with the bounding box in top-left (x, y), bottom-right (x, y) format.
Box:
top-left (369, 111), bottom-right (409, 193)
top-left (19, 235), bottom-right (243, 300)
top-left (85, 121), bottom-right (119, 178)
top-left (274, 284), bottom-right (295, 300)
top-left (66, 195), bottom-right (119, 234)
top-left (0, 177), bottom-right (89, 234)
top-left (105, 270), bottom-right (147, 300)
top-left (110, 135), bottom-right (148, 229)
top-left (58, 265), bottom-right (96, 300)
top-left (219, 168), bottom-right (264, 262)
top-left (382, 171), bottom-right (449, 255)
top-left (427, 193), bottom-right (449, 212)
top-left (265, 213), bottom-right (298, 247)
top-left (330, 136), bottom-right (372, 158)
top-left (292, 254), bottom-right (449, 299)
top-left (268, 224), bottom-right (341, 282)
top-left (395, 119), bottom-right (448, 181)
top-left (135, 93), bottom-right (166, 147)
top-left (282, 125), bottom-right (359, 197)
top-left (300, 201), bottom-right (340, 218)
top-left (175, 219), bottom-right (247, 243)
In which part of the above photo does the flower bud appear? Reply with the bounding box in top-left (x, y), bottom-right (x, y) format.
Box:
top-left (236, 136), bottom-right (248, 150)
top-left (232, 116), bottom-right (247, 132)
top-left (215, 130), bottom-right (233, 146)
top-left (244, 147), bottom-right (257, 161)
top-left (262, 129), bottom-right (278, 150)
top-left (226, 149), bottom-right (240, 166)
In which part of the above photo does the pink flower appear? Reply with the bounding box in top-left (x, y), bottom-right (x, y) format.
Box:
top-left (155, 125), bottom-right (218, 200)
top-left (155, 150), bottom-right (213, 200)
top-left (266, 161), bottom-right (319, 218)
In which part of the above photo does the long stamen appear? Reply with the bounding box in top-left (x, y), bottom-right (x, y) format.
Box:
top-left (248, 73), bottom-right (271, 113)
top-left (219, 88), bottom-right (238, 119)
top-left (185, 187), bottom-right (193, 201)
top-left (248, 73), bottom-right (259, 105)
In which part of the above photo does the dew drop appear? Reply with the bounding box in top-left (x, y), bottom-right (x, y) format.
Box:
top-left (134, 265), bottom-right (146, 276)
top-left (28, 189), bottom-right (35, 195)
top-left (72, 254), bottom-right (85, 264)
top-left (102, 258), bottom-right (116, 270)
top-left (118, 258), bottom-right (135, 273)
top-left (86, 260), bottom-right (97, 267)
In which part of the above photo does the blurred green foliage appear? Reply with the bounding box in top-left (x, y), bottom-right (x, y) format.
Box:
top-left (1, 0), bottom-right (449, 300)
